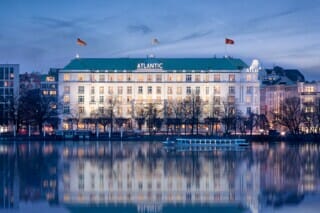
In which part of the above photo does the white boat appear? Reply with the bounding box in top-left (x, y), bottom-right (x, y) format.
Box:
top-left (163, 138), bottom-right (248, 147)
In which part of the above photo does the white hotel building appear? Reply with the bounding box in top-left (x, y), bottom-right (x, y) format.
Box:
top-left (58, 57), bottom-right (260, 130)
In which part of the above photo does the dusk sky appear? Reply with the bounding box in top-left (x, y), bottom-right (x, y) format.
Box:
top-left (1, 0), bottom-right (320, 79)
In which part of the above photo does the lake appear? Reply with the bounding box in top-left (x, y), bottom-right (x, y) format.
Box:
top-left (0, 141), bottom-right (319, 213)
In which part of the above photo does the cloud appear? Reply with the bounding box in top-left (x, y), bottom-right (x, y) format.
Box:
top-left (31, 16), bottom-right (78, 29)
top-left (127, 24), bottom-right (152, 34)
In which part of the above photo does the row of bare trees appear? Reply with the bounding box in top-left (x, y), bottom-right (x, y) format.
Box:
top-left (63, 92), bottom-right (269, 136)
top-left (2, 88), bottom-right (58, 135)
top-left (271, 97), bottom-right (320, 135)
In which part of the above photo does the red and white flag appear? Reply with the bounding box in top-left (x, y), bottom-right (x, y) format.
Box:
top-left (225, 38), bottom-right (234, 45)
top-left (77, 38), bottom-right (87, 46)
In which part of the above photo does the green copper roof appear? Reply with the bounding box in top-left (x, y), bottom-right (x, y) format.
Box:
top-left (63, 58), bottom-right (248, 71)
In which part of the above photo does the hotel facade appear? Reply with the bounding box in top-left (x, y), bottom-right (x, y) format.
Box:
top-left (58, 57), bottom-right (260, 131)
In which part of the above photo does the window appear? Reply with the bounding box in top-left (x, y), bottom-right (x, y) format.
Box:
top-left (90, 96), bottom-right (95, 103)
top-left (229, 74), bottom-right (235, 82)
top-left (186, 74), bottom-right (192, 82)
top-left (168, 74), bottom-right (173, 81)
top-left (177, 87), bottom-right (182, 95)
top-left (78, 74), bottom-right (84, 81)
top-left (196, 87), bottom-right (200, 95)
top-left (63, 95), bottom-right (70, 103)
top-left (98, 107), bottom-right (104, 114)
top-left (147, 74), bottom-right (152, 82)
top-left (127, 86), bottom-right (132, 94)
top-left (118, 86), bottom-right (123, 95)
top-left (78, 96), bottom-right (84, 104)
top-left (148, 86), bottom-right (152, 94)
top-left (127, 74), bottom-right (132, 81)
top-left (108, 86), bottom-right (113, 94)
top-left (63, 105), bottom-right (70, 114)
top-left (63, 74), bottom-right (70, 81)
top-left (99, 74), bottom-right (105, 82)
top-left (228, 96), bottom-right (235, 103)
top-left (91, 86), bottom-right (95, 94)
top-left (156, 86), bottom-right (161, 94)
top-left (117, 75), bottom-right (123, 81)
top-left (78, 86), bottom-right (84, 94)
top-left (246, 86), bottom-right (253, 94)
top-left (246, 74), bottom-right (252, 81)
top-left (229, 86), bottom-right (235, 94)
top-left (246, 96), bottom-right (251, 103)
top-left (195, 75), bottom-right (200, 82)
top-left (99, 96), bottom-right (104, 104)
top-left (305, 86), bottom-right (315, 93)
top-left (137, 75), bottom-right (144, 82)
top-left (79, 106), bottom-right (84, 113)
top-left (177, 75), bottom-right (183, 82)
top-left (205, 87), bottom-right (209, 95)
top-left (205, 74), bottom-right (209, 82)
top-left (214, 74), bottom-right (220, 82)
top-left (64, 86), bottom-right (70, 94)
top-left (214, 86), bottom-right (220, 94)
top-left (186, 87), bottom-right (191, 94)
top-left (156, 74), bottom-right (162, 82)
top-left (99, 86), bottom-right (104, 94)
top-left (127, 96), bottom-right (132, 103)
top-left (138, 86), bottom-right (143, 94)
top-left (108, 75), bottom-right (114, 82)
top-left (213, 96), bottom-right (220, 105)
top-left (90, 74), bottom-right (96, 81)
top-left (168, 87), bottom-right (172, 95)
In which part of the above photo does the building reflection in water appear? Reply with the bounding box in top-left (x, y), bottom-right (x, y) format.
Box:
top-left (60, 142), bottom-right (260, 213)
top-left (0, 141), bottom-right (319, 213)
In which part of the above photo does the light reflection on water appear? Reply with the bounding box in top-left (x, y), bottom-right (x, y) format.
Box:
top-left (0, 141), bottom-right (319, 213)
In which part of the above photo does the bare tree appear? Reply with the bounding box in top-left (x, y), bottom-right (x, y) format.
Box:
top-left (221, 101), bottom-right (236, 136)
top-left (271, 97), bottom-right (303, 135)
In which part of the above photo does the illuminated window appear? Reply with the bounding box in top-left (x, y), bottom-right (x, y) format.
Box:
top-left (63, 74), bottom-right (70, 81)
top-left (99, 86), bottom-right (104, 94)
top-left (204, 74), bottom-right (209, 82)
top-left (177, 87), bottom-right (182, 95)
top-left (229, 74), bottom-right (235, 82)
top-left (127, 74), bottom-right (132, 81)
top-left (214, 74), bottom-right (220, 81)
top-left (214, 86), bottom-right (220, 94)
top-left (108, 86), bottom-right (113, 94)
top-left (195, 74), bottom-right (200, 82)
top-left (78, 74), bottom-right (84, 81)
top-left (117, 75), bottom-right (123, 81)
top-left (246, 74), bottom-right (252, 81)
top-left (168, 87), bottom-right (172, 95)
top-left (168, 74), bottom-right (173, 81)
top-left (147, 74), bottom-right (152, 82)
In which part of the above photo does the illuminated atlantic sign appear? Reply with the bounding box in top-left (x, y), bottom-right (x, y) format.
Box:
top-left (137, 63), bottom-right (163, 69)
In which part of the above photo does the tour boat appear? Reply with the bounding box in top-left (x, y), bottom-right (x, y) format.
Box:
top-left (163, 138), bottom-right (248, 147)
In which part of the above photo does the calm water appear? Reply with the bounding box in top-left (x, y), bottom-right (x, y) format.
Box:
top-left (0, 141), bottom-right (319, 213)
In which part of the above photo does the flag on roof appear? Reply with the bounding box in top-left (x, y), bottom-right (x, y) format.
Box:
top-left (77, 38), bottom-right (87, 46)
top-left (152, 38), bottom-right (159, 45)
top-left (225, 38), bottom-right (234, 45)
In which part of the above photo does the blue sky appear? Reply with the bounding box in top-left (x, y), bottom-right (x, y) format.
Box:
top-left (1, 0), bottom-right (320, 79)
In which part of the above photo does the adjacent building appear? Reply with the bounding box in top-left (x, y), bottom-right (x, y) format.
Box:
top-left (58, 57), bottom-right (260, 131)
top-left (0, 64), bottom-right (19, 133)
